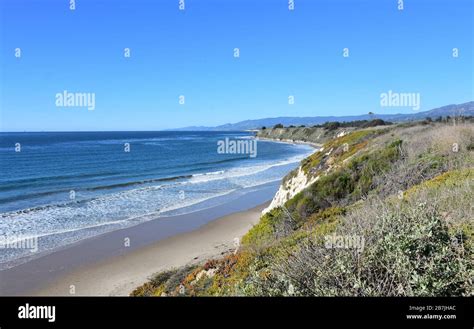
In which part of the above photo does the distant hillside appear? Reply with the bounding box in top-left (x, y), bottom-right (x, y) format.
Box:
top-left (256, 119), bottom-right (396, 146)
top-left (171, 101), bottom-right (473, 131)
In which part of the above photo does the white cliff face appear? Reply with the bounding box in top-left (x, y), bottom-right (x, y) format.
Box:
top-left (337, 130), bottom-right (347, 138)
top-left (263, 166), bottom-right (319, 214)
top-left (260, 130), bottom-right (349, 215)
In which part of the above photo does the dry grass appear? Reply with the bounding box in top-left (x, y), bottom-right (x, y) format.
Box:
top-left (243, 122), bottom-right (474, 297)
top-left (131, 121), bottom-right (474, 297)
top-left (374, 123), bottom-right (473, 198)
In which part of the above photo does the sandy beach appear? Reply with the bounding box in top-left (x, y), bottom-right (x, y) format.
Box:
top-left (0, 182), bottom-right (278, 296)
top-left (35, 203), bottom-right (266, 296)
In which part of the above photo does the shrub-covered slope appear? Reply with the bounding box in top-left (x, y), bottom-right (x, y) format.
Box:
top-left (132, 121), bottom-right (474, 297)
top-left (256, 126), bottom-right (351, 146)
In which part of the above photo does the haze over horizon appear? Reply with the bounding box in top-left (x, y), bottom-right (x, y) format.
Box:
top-left (1, 0), bottom-right (473, 132)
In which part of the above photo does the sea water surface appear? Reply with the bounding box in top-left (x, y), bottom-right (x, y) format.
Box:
top-left (0, 131), bottom-right (313, 269)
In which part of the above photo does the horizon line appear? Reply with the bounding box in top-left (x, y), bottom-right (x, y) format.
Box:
top-left (1, 100), bottom-right (472, 133)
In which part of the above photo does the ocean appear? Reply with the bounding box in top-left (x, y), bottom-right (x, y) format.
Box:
top-left (0, 131), bottom-right (313, 268)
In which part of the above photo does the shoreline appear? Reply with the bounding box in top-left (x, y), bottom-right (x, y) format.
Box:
top-left (0, 182), bottom-right (278, 296)
top-left (0, 139), bottom-right (314, 296)
top-left (34, 202), bottom-right (268, 296)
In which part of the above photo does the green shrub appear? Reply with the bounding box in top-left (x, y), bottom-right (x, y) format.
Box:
top-left (255, 202), bottom-right (473, 296)
top-left (241, 209), bottom-right (281, 247)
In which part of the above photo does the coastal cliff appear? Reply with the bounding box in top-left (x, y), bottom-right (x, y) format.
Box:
top-left (256, 125), bottom-right (348, 146)
top-left (132, 118), bottom-right (474, 297)
top-left (262, 166), bottom-right (319, 214)
top-left (257, 126), bottom-right (352, 214)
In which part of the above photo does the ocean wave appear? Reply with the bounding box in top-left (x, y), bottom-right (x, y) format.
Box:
top-left (0, 171), bottom-right (225, 205)
top-left (0, 188), bottom-right (74, 204)
top-left (0, 139), bottom-right (314, 267)
top-left (0, 171), bottom-right (121, 191)
top-left (86, 174), bottom-right (193, 191)
top-left (186, 155), bottom-right (306, 184)
top-left (192, 170), bottom-right (225, 177)
top-left (0, 217), bottom-right (131, 245)
top-left (0, 155), bottom-right (303, 225)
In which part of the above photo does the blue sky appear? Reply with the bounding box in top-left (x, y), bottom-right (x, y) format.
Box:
top-left (1, 0), bottom-right (472, 131)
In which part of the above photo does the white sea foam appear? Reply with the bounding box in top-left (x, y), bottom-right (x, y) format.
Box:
top-left (0, 143), bottom-right (313, 267)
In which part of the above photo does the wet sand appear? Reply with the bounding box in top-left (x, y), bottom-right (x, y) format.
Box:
top-left (0, 182), bottom-right (277, 296)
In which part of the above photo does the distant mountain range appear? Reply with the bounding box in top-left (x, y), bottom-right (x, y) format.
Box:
top-left (170, 101), bottom-right (473, 131)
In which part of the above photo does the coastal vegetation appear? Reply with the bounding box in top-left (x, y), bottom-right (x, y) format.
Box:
top-left (132, 119), bottom-right (474, 297)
